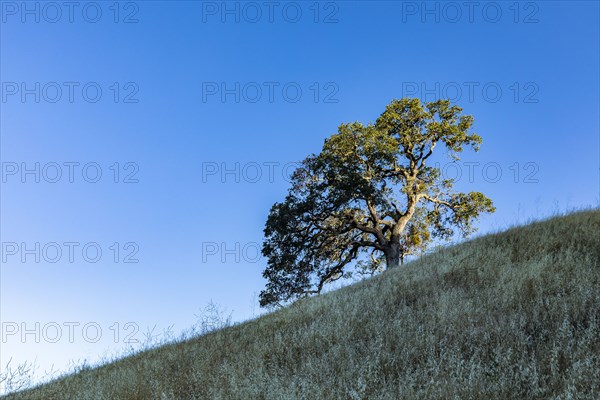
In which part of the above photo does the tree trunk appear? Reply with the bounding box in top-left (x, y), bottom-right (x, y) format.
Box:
top-left (384, 242), bottom-right (402, 269)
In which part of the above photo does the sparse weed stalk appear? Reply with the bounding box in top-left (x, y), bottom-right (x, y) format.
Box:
top-left (2, 210), bottom-right (599, 399)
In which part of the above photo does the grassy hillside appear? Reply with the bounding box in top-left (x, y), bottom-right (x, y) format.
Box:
top-left (4, 210), bottom-right (600, 399)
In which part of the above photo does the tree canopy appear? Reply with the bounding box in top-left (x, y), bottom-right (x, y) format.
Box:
top-left (260, 98), bottom-right (495, 307)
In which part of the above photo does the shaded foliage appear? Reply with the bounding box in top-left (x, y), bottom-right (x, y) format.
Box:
top-left (261, 98), bottom-right (495, 307)
top-left (6, 210), bottom-right (600, 399)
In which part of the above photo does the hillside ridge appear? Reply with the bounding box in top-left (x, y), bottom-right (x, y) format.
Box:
top-left (4, 209), bottom-right (600, 399)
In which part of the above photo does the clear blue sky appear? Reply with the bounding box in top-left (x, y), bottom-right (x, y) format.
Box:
top-left (1, 0), bottom-right (598, 386)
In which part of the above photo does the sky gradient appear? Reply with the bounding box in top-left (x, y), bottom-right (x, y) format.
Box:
top-left (1, 0), bottom-right (599, 388)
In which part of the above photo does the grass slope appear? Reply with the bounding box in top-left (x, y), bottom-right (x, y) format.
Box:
top-left (4, 210), bottom-right (600, 399)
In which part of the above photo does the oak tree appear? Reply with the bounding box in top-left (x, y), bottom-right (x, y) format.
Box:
top-left (260, 98), bottom-right (495, 307)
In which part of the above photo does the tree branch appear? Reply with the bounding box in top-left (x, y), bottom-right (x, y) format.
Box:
top-left (350, 240), bottom-right (384, 251)
top-left (316, 245), bottom-right (359, 293)
top-left (350, 214), bottom-right (386, 245)
top-left (419, 193), bottom-right (454, 209)
top-left (418, 141), bottom-right (437, 169)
